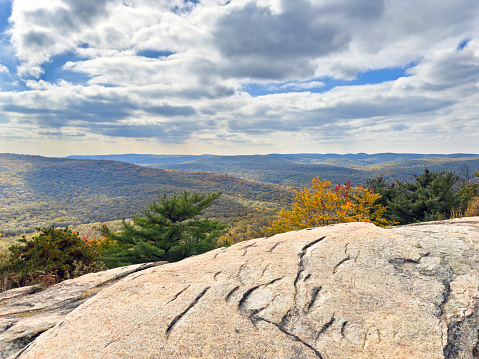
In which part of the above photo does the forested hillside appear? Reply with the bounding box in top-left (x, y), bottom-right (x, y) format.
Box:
top-left (2, 153), bottom-right (479, 240)
top-left (149, 155), bottom-right (364, 185)
top-left (0, 154), bottom-right (293, 236)
top-left (145, 154), bottom-right (479, 186)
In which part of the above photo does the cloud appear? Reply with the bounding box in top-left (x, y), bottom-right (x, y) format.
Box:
top-left (213, 0), bottom-right (384, 80)
top-left (0, 0), bottom-right (478, 155)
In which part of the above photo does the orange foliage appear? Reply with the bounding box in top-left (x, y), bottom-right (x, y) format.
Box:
top-left (265, 177), bottom-right (395, 235)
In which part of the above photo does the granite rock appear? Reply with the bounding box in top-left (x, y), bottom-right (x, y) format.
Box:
top-left (10, 218), bottom-right (479, 358)
top-left (0, 262), bottom-right (166, 358)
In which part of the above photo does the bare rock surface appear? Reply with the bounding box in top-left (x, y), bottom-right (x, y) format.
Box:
top-left (10, 217), bottom-right (479, 358)
top-left (0, 262), bottom-right (166, 358)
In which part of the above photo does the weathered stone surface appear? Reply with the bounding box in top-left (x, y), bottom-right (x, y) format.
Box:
top-left (0, 262), bottom-right (166, 358)
top-left (10, 218), bottom-right (479, 358)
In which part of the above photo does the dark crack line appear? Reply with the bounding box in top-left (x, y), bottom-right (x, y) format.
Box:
top-left (166, 286), bottom-right (210, 337)
top-left (388, 258), bottom-right (420, 265)
top-left (280, 308), bottom-right (297, 328)
top-left (259, 317), bottom-right (324, 359)
top-left (237, 285), bottom-right (262, 313)
top-left (237, 258), bottom-right (252, 285)
top-left (268, 241), bottom-right (284, 252)
top-left (214, 271), bottom-right (221, 281)
top-left (315, 316), bottom-right (335, 340)
top-left (265, 277), bottom-right (282, 287)
top-left (345, 242), bottom-right (360, 263)
top-left (333, 257), bottom-right (351, 274)
top-left (438, 281), bottom-right (451, 317)
top-left (305, 286), bottom-right (322, 313)
top-left (225, 286), bottom-right (240, 303)
top-left (213, 248), bottom-right (226, 260)
top-left (341, 321), bottom-right (348, 338)
top-left (259, 264), bottom-right (272, 280)
top-left (167, 285), bottom-right (191, 305)
top-left (294, 237), bottom-right (326, 303)
top-left (302, 236), bottom-right (327, 253)
top-left (237, 278), bottom-right (283, 326)
top-left (241, 243), bottom-right (257, 256)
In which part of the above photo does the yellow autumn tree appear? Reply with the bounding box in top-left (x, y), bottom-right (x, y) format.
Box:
top-left (265, 177), bottom-right (395, 235)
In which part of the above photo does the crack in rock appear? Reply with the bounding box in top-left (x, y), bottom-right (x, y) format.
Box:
top-left (166, 286), bottom-right (210, 337)
top-left (294, 237), bottom-right (326, 303)
top-left (437, 281), bottom-right (452, 317)
top-left (443, 296), bottom-right (479, 358)
top-left (237, 278), bottom-right (283, 327)
top-left (305, 286), bottom-right (322, 314)
top-left (332, 257), bottom-right (351, 275)
top-left (341, 320), bottom-right (348, 338)
top-left (258, 317), bottom-right (324, 359)
top-left (237, 258), bottom-right (253, 286)
top-left (315, 316), bottom-right (335, 341)
top-left (225, 286), bottom-right (240, 303)
top-left (259, 264), bottom-right (272, 281)
top-left (241, 243), bottom-right (257, 257)
top-left (166, 286), bottom-right (190, 305)
top-left (268, 241), bottom-right (284, 253)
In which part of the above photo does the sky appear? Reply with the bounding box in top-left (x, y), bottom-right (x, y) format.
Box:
top-left (0, 0), bottom-right (478, 156)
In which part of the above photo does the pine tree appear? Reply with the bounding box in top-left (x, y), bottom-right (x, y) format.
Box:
top-left (367, 169), bottom-right (470, 224)
top-left (99, 191), bottom-right (226, 267)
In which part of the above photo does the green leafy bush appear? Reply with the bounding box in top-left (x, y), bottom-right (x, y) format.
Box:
top-left (1, 226), bottom-right (104, 290)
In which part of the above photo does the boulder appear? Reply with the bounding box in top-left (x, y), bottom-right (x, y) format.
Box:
top-left (9, 218), bottom-right (479, 358)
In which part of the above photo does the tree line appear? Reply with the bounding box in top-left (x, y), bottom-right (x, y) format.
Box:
top-left (1, 168), bottom-right (478, 291)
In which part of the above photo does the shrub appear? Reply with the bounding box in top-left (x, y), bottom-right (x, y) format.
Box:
top-left (265, 178), bottom-right (394, 235)
top-left (1, 226), bottom-right (104, 290)
top-left (465, 197), bottom-right (479, 217)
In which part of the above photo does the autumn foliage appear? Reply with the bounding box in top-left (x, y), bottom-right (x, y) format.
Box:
top-left (0, 226), bottom-right (104, 290)
top-left (265, 178), bottom-right (395, 235)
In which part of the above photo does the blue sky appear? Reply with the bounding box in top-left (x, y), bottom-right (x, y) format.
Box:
top-left (0, 0), bottom-right (478, 156)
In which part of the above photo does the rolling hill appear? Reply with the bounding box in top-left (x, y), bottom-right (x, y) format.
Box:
top-left (142, 154), bottom-right (479, 186)
top-left (0, 154), bottom-right (293, 237)
top-left (67, 153), bottom-right (479, 186)
top-left (3, 152), bottom-right (479, 239)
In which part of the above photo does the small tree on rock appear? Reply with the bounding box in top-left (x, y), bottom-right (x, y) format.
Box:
top-left (99, 191), bottom-right (226, 267)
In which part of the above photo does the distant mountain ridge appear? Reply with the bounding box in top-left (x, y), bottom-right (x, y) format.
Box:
top-left (66, 154), bottom-right (214, 165)
top-left (67, 152), bottom-right (479, 186)
top-left (67, 152), bottom-right (478, 166)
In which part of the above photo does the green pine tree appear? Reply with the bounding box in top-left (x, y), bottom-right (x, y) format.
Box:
top-left (367, 169), bottom-right (471, 225)
top-left (99, 191), bottom-right (226, 268)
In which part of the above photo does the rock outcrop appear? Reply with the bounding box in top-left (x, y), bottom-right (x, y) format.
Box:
top-left (0, 262), bottom-right (166, 358)
top-left (6, 217), bottom-right (479, 358)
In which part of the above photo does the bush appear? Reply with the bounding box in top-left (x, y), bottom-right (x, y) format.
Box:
top-left (465, 197), bottom-right (479, 217)
top-left (265, 178), bottom-right (394, 235)
top-left (1, 226), bottom-right (104, 290)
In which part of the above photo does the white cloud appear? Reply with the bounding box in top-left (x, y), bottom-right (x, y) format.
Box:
top-left (0, 0), bottom-right (478, 155)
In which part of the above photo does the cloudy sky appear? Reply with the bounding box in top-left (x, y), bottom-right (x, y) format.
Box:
top-left (0, 0), bottom-right (478, 156)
